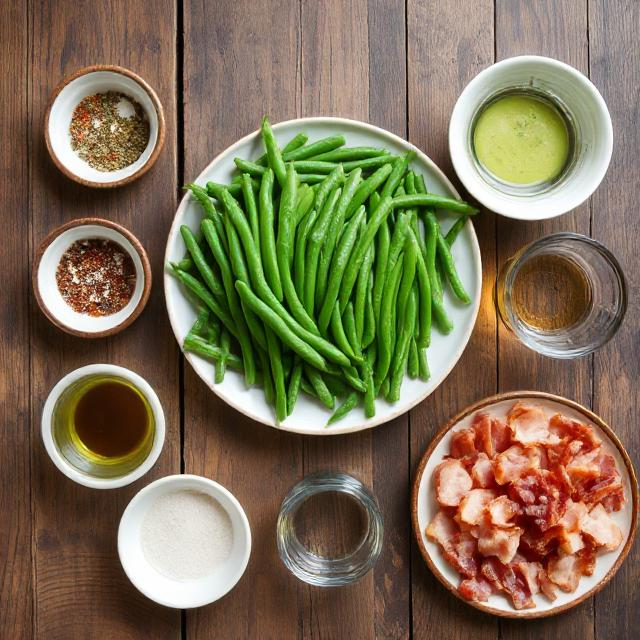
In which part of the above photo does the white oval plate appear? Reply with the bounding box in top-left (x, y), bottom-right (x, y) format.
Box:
top-left (411, 392), bottom-right (638, 618)
top-left (164, 117), bottom-right (482, 435)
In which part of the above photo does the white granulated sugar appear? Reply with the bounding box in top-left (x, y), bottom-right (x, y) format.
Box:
top-left (141, 490), bottom-right (234, 581)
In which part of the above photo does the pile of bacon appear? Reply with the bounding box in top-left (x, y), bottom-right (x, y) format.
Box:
top-left (426, 402), bottom-right (625, 610)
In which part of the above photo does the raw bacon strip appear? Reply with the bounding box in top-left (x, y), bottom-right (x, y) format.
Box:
top-left (477, 525), bottom-right (523, 564)
top-left (435, 459), bottom-right (473, 507)
top-left (459, 489), bottom-right (498, 525)
top-left (547, 553), bottom-right (581, 592)
top-left (458, 576), bottom-right (494, 602)
top-left (494, 445), bottom-right (539, 485)
top-left (470, 453), bottom-right (496, 488)
top-left (481, 558), bottom-right (535, 609)
top-left (508, 402), bottom-right (554, 445)
top-left (450, 427), bottom-right (477, 459)
top-left (580, 503), bottom-right (623, 550)
top-left (487, 495), bottom-right (521, 527)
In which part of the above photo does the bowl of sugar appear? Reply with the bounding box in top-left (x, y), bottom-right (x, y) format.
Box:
top-left (118, 474), bottom-right (251, 608)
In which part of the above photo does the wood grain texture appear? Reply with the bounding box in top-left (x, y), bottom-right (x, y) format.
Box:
top-left (407, 2), bottom-right (498, 639)
top-left (495, 3), bottom-right (594, 638)
top-left (182, 1), bottom-right (303, 639)
top-left (0, 1), bottom-right (32, 638)
top-left (589, 2), bottom-right (640, 639)
top-left (28, 0), bottom-right (180, 638)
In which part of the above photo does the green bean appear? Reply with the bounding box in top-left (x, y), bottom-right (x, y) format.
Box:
top-left (381, 153), bottom-right (413, 199)
top-left (343, 301), bottom-right (361, 360)
top-left (291, 159), bottom-right (338, 174)
top-left (293, 208), bottom-right (317, 299)
top-left (297, 174), bottom-right (331, 185)
top-left (392, 193), bottom-right (478, 215)
top-left (180, 226), bottom-right (226, 299)
top-left (255, 132), bottom-right (309, 166)
top-left (261, 116), bottom-right (287, 187)
top-left (327, 391), bottom-right (359, 426)
top-left (286, 358), bottom-right (303, 416)
top-left (342, 156), bottom-right (399, 172)
top-left (207, 179), bottom-right (258, 201)
top-left (300, 377), bottom-right (318, 399)
top-left (389, 289), bottom-right (417, 402)
top-left (242, 173), bottom-right (261, 250)
top-left (345, 163), bottom-right (393, 219)
top-left (339, 195), bottom-right (395, 311)
top-left (256, 168), bottom-right (283, 300)
top-left (340, 365), bottom-right (367, 393)
top-left (363, 347), bottom-right (376, 418)
top-left (318, 205), bottom-right (366, 333)
top-left (385, 211), bottom-right (411, 285)
top-left (380, 378), bottom-right (390, 399)
top-left (215, 329), bottom-right (231, 383)
top-left (312, 164), bottom-right (345, 219)
top-left (408, 336), bottom-right (419, 379)
top-left (235, 281), bottom-right (335, 372)
top-left (362, 274), bottom-right (376, 349)
top-left (283, 135), bottom-right (346, 162)
top-left (418, 347), bottom-right (430, 381)
top-left (374, 255), bottom-right (403, 390)
top-left (224, 189), bottom-right (351, 365)
top-left (186, 307), bottom-right (210, 340)
top-left (234, 157), bottom-right (265, 177)
top-left (257, 347), bottom-right (275, 406)
top-left (265, 327), bottom-right (287, 422)
top-left (354, 242), bottom-right (374, 344)
top-left (316, 169), bottom-right (363, 306)
top-left (397, 234), bottom-right (418, 319)
top-left (207, 316), bottom-right (221, 344)
top-left (435, 222), bottom-right (471, 303)
top-left (310, 147), bottom-right (388, 162)
top-left (330, 305), bottom-right (359, 361)
top-left (305, 366), bottom-right (335, 410)
top-left (445, 216), bottom-right (468, 246)
top-left (372, 218), bottom-right (390, 322)
top-left (303, 185), bottom-right (342, 315)
top-left (295, 183), bottom-right (315, 226)
top-left (171, 266), bottom-right (237, 338)
top-left (411, 229), bottom-right (432, 348)
top-left (183, 335), bottom-right (243, 370)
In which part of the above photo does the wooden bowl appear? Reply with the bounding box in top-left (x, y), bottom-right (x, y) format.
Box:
top-left (33, 218), bottom-right (152, 338)
top-left (411, 391), bottom-right (638, 618)
top-left (44, 65), bottom-right (165, 188)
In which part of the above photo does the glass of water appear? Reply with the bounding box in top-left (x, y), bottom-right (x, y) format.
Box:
top-left (495, 232), bottom-right (626, 358)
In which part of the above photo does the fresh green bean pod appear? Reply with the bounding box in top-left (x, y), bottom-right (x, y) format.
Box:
top-left (434, 223), bottom-right (471, 303)
top-left (311, 165), bottom-right (345, 220)
top-left (305, 366), bottom-right (335, 410)
top-left (397, 234), bottom-right (418, 320)
top-left (283, 135), bottom-right (346, 162)
top-left (327, 391), bottom-right (359, 426)
top-left (411, 228), bottom-right (433, 348)
top-left (392, 193), bottom-right (478, 215)
top-left (445, 216), bottom-right (468, 247)
top-left (330, 305), bottom-right (359, 362)
top-left (345, 163), bottom-right (393, 219)
top-left (183, 335), bottom-right (243, 370)
top-left (293, 208), bottom-right (317, 300)
top-left (234, 157), bottom-right (265, 177)
top-left (297, 174), bottom-right (331, 185)
top-left (258, 168), bottom-right (283, 301)
top-left (372, 218), bottom-right (390, 322)
top-left (380, 152), bottom-right (413, 199)
top-left (388, 288), bottom-right (417, 402)
top-left (342, 156), bottom-right (399, 172)
top-left (255, 132), bottom-right (309, 166)
top-left (241, 173), bottom-right (261, 250)
top-left (340, 365), bottom-right (367, 393)
top-left (180, 226), bottom-right (226, 299)
top-left (207, 179), bottom-right (258, 201)
top-left (300, 377), bottom-right (319, 399)
top-left (310, 146), bottom-right (388, 162)
top-left (342, 301), bottom-right (361, 360)
top-left (265, 327), bottom-right (287, 423)
top-left (186, 307), bottom-right (210, 340)
top-left (257, 347), bottom-right (275, 407)
top-left (354, 242), bottom-right (374, 344)
top-left (215, 329), bottom-right (231, 383)
top-left (362, 273), bottom-right (376, 349)
top-left (286, 358), bottom-right (303, 416)
top-left (408, 336), bottom-right (419, 379)
top-left (418, 347), bottom-right (430, 381)
top-left (294, 183), bottom-right (315, 226)
top-left (261, 116), bottom-right (287, 187)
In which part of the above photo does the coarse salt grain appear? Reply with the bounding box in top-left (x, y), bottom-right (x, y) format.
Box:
top-left (141, 490), bottom-right (234, 581)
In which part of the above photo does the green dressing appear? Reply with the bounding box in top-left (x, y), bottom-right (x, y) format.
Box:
top-left (473, 94), bottom-right (570, 185)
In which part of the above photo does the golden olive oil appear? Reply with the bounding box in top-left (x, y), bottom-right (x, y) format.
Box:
top-left (52, 375), bottom-right (154, 478)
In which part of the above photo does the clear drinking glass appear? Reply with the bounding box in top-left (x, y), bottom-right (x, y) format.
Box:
top-left (276, 472), bottom-right (383, 587)
top-left (495, 232), bottom-right (626, 358)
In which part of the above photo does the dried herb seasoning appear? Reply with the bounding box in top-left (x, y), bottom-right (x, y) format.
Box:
top-left (69, 91), bottom-right (150, 172)
top-left (56, 238), bottom-right (136, 316)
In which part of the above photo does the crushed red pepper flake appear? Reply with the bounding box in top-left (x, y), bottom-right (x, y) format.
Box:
top-left (56, 238), bottom-right (136, 316)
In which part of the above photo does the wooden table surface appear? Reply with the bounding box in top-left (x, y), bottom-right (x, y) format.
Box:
top-left (2, 1), bottom-right (638, 638)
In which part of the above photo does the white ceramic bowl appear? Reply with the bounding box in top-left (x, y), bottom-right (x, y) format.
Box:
top-left (449, 56), bottom-right (613, 220)
top-left (41, 364), bottom-right (165, 489)
top-left (45, 65), bottom-right (165, 188)
top-left (165, 117), bottom-right (482, 435)
top-left (411, 392), bottom-right (637, 618)
top-left (33, 218), bottom-right (151, 337)
top-left (118, 474), bottom-right (252, 608)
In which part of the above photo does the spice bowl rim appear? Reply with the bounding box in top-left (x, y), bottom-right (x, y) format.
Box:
top-left (449, 55), bottom-right (613, 220)
top-left (32, 216), bottom-right (152, 338)
top-left (41, 364), bottom-right (166, 490)
top-left (118, 474), bottom-right (252, 609)
top-left (44, 64), bottom-right (165, 188)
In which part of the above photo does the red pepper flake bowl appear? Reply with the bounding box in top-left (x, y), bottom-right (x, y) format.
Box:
top-left (45, 65), bottom-right (165, 188)
top-left (33, 218), bottom-right (152, 338)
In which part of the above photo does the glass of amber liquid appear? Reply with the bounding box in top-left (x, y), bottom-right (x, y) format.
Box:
top-left (495, 232), bottom-right (626, 358)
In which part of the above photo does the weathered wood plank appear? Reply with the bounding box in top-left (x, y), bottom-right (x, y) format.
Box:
top-left (29, 1), bottom-right (180, 637)
top-left (182, 1), bottom-right (303, 638)
top-left (589, 1), bottom-right (640, 638)
top-left (495, 1), bottom-right (595, 639)
top-left (407, 1), bottom-right (498, 638)
top-left (0, 1), bottom-right (32, 638)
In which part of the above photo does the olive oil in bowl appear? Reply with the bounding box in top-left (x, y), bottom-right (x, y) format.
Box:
top-left (52, 375), bottom-right (154, 478)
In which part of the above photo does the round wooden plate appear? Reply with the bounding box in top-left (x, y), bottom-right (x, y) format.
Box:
top-left (410, 391), bottom-right (638, 618)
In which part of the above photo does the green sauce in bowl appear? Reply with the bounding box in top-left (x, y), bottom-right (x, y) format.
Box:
top-left (473, 93), bottom-right (570, 186)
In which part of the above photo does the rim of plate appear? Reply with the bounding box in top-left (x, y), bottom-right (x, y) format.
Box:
top-left (410, 390), bottom-right (639, 619)
top-left (164, 116), bottom-right (482, 435)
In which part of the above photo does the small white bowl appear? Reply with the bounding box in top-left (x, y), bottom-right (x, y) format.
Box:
top-left (45, 65), bottom-right (165, 188)
top-left (41, 364), bottom-right (165, 489)
top-left (118, 474), bottom-right (252, 609)
top-left (449, 55), bottom-right (613, 220)
top-left (33, 217), bottom-right (151, 337)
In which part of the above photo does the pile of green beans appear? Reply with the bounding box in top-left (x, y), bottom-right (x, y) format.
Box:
top-left (172, 116), bottom-right (478, 425)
